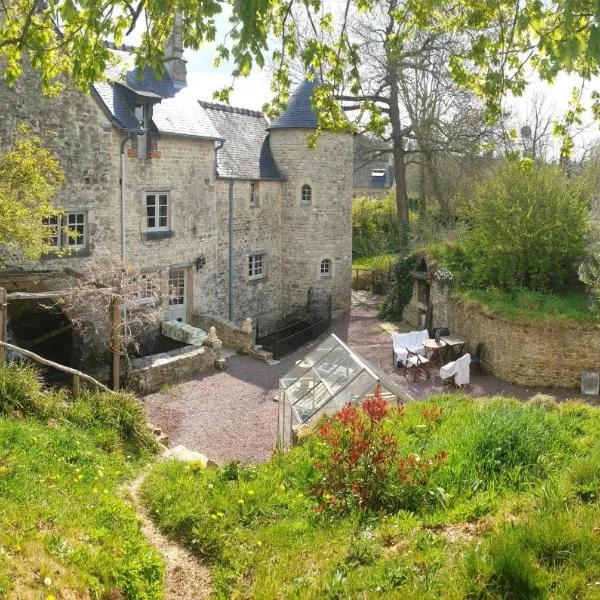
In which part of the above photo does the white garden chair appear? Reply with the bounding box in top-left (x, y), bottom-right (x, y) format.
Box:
top-left (440, 353), bottom-right (471, 388)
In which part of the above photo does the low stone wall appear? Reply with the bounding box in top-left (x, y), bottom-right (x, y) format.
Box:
top-left (127, 343), bottom-right (220, 395)
top-left (447, 298), bottom-right (600, 388)
top-left (192, 313), bottom-right (255, 352)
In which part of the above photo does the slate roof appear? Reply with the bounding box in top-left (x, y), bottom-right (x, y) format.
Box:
top-left (92, 51), bottom-right (222, 141)
top-left (267, 78), bottom-right (318, 130)
top-left (200, 101), bottom-right (282, 180)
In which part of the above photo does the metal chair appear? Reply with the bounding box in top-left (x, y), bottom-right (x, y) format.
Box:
top-left (432, 327), bottom-right (450, 338)
top-left (403, 348), bottom-right (430, 381)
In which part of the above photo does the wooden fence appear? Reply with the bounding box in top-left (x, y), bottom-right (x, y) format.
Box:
top-left (0, 286), bottom-right (122, 393)
top-left (0, 340), bottom-right (112, 395)
top-left (352, 268), bottom-right (393, 292)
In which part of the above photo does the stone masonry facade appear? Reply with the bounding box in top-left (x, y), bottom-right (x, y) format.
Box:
top-left (0, 44), bottom-right (353, 368)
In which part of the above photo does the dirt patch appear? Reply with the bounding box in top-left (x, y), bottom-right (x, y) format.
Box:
top-left (125, 473), bottom-right (211, 600)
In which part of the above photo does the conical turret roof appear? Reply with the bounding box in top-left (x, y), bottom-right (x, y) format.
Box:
top-left (268, 77), bottom-right (318, 130)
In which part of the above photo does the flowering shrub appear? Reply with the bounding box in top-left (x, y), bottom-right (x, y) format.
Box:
top-left (433, 267), bottom-right (454, 286)
top-left (311, 387), bottom-right (447, 514)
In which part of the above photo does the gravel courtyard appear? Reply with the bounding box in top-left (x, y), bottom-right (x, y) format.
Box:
top-left (143, 293), bottom-right (586, 464)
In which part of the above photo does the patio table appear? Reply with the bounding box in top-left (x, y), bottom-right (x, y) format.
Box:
top-left (423, 338), bottom-right (447, 365)
top-left (440, 336), bottom-right (466, 360)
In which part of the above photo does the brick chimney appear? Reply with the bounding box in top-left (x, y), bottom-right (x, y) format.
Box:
top-left (163, 12), bottom-right (187, 88)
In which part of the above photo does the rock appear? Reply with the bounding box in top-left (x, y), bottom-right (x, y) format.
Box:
top-left (162, 320), bottom-right (207, 346)
top-left (163, 444), bottom-right (219, 468)
top-left (241, 317), bottom-right (254, 334)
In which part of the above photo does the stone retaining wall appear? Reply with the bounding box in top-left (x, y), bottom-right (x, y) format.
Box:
top-left (192, 313), bottom-right (255, 352)
top-left (447, 298), bottom-right (600, 388)
top-left (127, 343), bottom-right (220, 394)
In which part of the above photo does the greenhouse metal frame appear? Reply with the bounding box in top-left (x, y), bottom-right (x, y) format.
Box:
top-left (278, 333), bottom-right (412, 445)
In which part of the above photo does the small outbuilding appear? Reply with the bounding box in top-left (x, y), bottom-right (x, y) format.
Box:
top-left (278, 334), bottom-right (411, 445)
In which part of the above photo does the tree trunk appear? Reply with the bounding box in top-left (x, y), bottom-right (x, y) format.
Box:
top-left (422, 147), bottom-right (451, 222)
top-left (388, 60), bottom-right (409, 243)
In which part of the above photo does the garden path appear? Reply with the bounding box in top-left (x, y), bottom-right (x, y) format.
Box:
top-left (143, 292), bottom-right (589, 465)
top-left (126, 472), bottom-right (211, 600)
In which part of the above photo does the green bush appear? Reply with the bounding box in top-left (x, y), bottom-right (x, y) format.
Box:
top-left (352, 194), bottom-right (402, 257)
top-left (0, 363), bottom-right (157, 454)
top-left (462, 160), bottom-right (589, 291)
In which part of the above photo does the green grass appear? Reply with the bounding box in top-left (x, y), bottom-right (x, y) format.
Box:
top-left (352, 253), bottom-right (398, 270)
top-left (142, 395), bottom-right (600, 599)
top-left (0, 364), bottom-right (163, 599)
top-left (453, 288), bottom-right (599, 324)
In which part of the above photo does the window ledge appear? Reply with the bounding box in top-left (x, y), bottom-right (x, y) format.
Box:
top-left (40, 247), bottom-right (90, 260)
top-left (144, 230), bottom-right (174, 241)
top-left (248, 276), bottom-right (267, 284)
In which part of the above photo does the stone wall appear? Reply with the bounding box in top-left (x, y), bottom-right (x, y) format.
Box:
top-left (127, 343), bottom-right (219, 394)
top-left (214, 179), bottom-right (283, 332)
top-left (269, 129), bottom-right (353, 316)
top-left (430, 279), bottom-right (451, 330)
top-left (191, 313), bottom-right (255, 352)
top-left (447, 298), bottom-right (600, 388)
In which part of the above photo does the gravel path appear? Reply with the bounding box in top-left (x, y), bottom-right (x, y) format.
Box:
top-left (143, 293), bottom-right (588, 464)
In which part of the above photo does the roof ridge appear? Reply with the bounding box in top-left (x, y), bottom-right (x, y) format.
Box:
top-left (198, 100), bottom-right (263, 118)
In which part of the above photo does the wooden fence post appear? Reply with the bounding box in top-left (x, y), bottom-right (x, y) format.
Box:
top-left (0, 288), bottom-right (7, 365)
top-left (72, 374), bottom-right (80, 397)
top-left (109, 294), bottom-right (122, 391)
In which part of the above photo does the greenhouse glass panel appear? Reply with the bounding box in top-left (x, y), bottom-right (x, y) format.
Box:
top-left (278, 333), bottom-right (412, 446)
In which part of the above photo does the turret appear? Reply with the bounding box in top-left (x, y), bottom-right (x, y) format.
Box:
top-left (268, 77), bottom-right (353, 316)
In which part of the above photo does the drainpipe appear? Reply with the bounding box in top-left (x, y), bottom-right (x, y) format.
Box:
top-left (228, 179), bottom-right (234, 321)
top-left (120, 134), bottom-right (131, 261)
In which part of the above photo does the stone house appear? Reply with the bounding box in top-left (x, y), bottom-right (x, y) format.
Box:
top-left (0, 30), bottom-right (353, 371)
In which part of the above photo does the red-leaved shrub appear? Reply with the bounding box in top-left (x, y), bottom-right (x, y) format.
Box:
top-left (311, 387), bottom-right (446, 514)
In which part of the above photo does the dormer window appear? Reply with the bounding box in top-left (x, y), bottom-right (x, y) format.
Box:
top-left (134, 101), bottom-right (152, 159)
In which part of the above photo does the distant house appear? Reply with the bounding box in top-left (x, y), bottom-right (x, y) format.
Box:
top-left (353, 135), bottom-right (395, 197)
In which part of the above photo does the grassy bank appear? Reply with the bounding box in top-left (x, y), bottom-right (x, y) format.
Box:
top-left (352, 253), bottom-right (398, 271)
top-left (454, 288), bottom-right (599, 325)
top-left (0, 364), bottom-right (163, 599)
top-left (142, 394), bottom-right (600, 599)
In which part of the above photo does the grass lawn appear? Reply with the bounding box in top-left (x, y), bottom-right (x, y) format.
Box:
top-left (0, 365), bottom-right (163, 599)
top-left (352, 253), bottom-right (398, 270)
top-left (142, 394), bottom-right (600, 599)
top-left (454, 288), bottom-right (599, 324)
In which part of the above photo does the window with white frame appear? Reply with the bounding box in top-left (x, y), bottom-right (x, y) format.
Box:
top-left (248, 253), bottom-right (264, 279)
top-left (320, 258), bottom-right (332, 277)
top-left (250, 181), bottom-right (259, 206)
top-left (67, 212), bottom-right (86, 248)
top-left (43, 213), bottom-right (87, 250)
top-left (43, 215), bottom-right (60, 249)
top-left (146, 193), bottom-right (169, 230)
top-left (301, 183), bottom-right (312, 206)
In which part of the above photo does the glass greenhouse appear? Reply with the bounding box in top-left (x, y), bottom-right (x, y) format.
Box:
top-left (278, 334), bottom-right (412, 445)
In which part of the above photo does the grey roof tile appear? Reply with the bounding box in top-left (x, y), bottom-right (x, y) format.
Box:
top-left (92, 50), bottom-right (221, 140)
top-left (200, 101), bottom-right (282, 180)
top-left (268, 78), bottom-right (318, 130)
top-left (92, 81), bottom-right (141, 131)
top-left (154, 97), bottom-right (221, 140)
